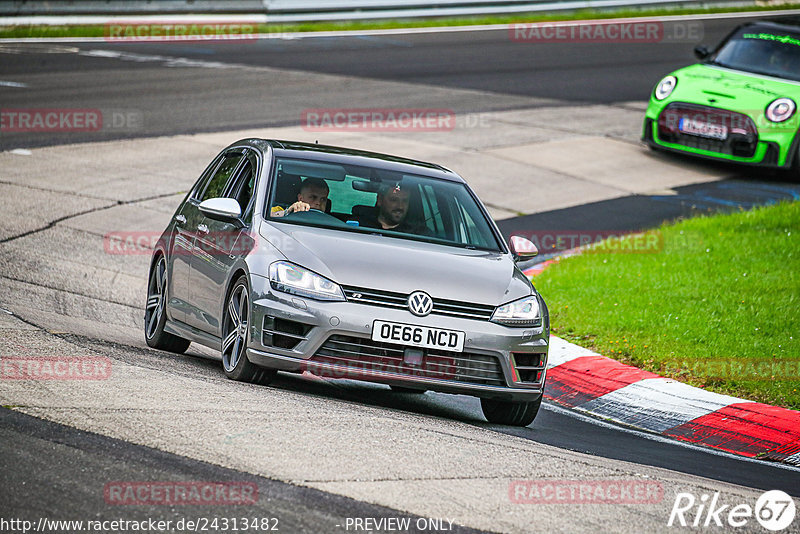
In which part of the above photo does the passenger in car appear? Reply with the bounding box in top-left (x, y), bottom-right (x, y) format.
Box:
top-left (768, 46), bottom-right (797, 74)
top-left (358, 182), bottom-right (429, 235)
top-left (271, 177), bottom-right (329, 216)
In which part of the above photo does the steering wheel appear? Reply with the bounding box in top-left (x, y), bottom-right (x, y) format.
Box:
top-left (284, 207), bottom-right (323, 215)
top-left (282, 207), bottom-right (349, 227)
top-left (284, 207), bottom-right (336, 220)
top-left (286, 208), bottom-right (325, 216)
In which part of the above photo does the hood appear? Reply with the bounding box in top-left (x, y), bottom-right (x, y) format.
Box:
top-left (261, 222), bottom-right (532, 306)
top-left (669, 63), bottom-right (800, 111)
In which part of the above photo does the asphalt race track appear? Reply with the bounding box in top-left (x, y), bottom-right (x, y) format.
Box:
top-left (0, 16), bottom-right (775, 150)
top-left (1, 11), bottom-right (799, 534)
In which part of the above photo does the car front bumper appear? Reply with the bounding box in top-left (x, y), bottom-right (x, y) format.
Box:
top-left (246, 274), bottom-right (548, 402)
top-left (643, 100), bottom-right (800, 169)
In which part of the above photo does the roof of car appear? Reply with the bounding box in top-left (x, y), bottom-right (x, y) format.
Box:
top-left (746, 18), bottom-right (800, 32)
top-left (229, 138), bottom-right (464, 183)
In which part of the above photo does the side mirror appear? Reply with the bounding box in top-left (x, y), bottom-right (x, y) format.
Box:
top-left (199, 198), bottom-right (243, 226)
top-left (509, 235), bottom-right (538, 262)
top-left (694, 45), bottom-right (710, 60)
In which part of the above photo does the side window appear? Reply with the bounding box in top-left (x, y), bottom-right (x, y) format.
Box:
top-left (419, 184), bottom-right (445, 237)
top-left (228, 155), bottom-right (257, 224)
top-left (452, 196), bottom-right (492, 248)
top-left (190, 155), bottom-right (224, 199)
top-left (199, 153), bottom-right (243, 202)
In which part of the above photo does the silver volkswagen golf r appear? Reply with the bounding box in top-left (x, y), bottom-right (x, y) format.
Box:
top-left (145, 139), bottom-right (550, 426)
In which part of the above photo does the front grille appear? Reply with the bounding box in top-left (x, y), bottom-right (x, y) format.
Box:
top-left (342, 285), bottom-right (495, 321)
top-left (309, 335), bottom-right (506, 386)
top-left (658, 103), bottom-right (758, 158)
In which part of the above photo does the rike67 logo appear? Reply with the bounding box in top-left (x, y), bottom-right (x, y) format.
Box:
top-left (668, 490), bottom-right (796, 531)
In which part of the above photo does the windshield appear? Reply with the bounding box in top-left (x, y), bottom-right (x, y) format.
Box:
top-left (710, 27), bottom-right (800, 82)
top-left (266, 156), bottom-right (503, 252)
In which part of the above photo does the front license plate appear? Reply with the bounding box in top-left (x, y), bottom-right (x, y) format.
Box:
top-left (372, 321), bottom-right (465, 353)
top-left (679, 117), bottom-right (728, 140)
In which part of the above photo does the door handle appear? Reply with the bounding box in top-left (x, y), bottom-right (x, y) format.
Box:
top-left (197, 224), bottom-right (209, 235)
top-left (174, 215), bottom-right (186, 225)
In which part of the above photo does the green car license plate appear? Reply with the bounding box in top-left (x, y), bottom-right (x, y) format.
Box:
top-left (679, 117), bottom-right (728, 140)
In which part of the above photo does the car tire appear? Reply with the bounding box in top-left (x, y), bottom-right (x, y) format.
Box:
top-left (222, 275), bottom-right (276, 386)
top-left (480, 396), bottom-right (542, 427)
top-left (144, 255), bottom-right (191, 354)
top-left (389, 385), bottom-right (426, 394)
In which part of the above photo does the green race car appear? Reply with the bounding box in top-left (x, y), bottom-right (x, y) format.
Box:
top-left (643, 19), bottom-right (800, 176)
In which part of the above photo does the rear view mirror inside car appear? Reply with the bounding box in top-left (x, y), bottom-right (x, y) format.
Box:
top-left (279, 160), bottom-right (347, 181)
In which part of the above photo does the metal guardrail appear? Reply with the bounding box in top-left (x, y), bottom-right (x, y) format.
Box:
top-left (0, 0), bottom-right (742, 19)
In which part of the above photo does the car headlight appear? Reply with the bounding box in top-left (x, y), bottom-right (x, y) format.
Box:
top-left (491, 295), bottom-right (541, 327)
top-left (654, 75), bottom-right (677, 101)
top-left (766, 98), bottom-right (796, 123)
top-left (268, 261), bottom-right (345, 301)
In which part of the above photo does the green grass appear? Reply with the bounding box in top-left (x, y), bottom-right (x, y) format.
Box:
top-left (2, 3), bottom-right (800, 39)
top-left (535, 201), bottom-right (800, 410)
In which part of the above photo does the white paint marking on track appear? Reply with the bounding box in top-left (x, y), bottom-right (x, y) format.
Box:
top-left (0, 80), bottom-right (27, 87)
top-left (9, 149), bottom-right (32, 156)
top-left (547, 335), bottom-right (599, 368)
top-left (78, 49), bottom-right (120, 58)
top-left (579, 377), bottom-right (751, 433)
top-left (542, 402), bottom-right (800, 473)
top-left (79, 49), bottom-right (240, 69)
top-left (0, 43), bottom-right (79, 53)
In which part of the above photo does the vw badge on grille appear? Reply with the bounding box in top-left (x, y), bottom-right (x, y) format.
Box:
top-left (407, 291), bottom-right (433, 317)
